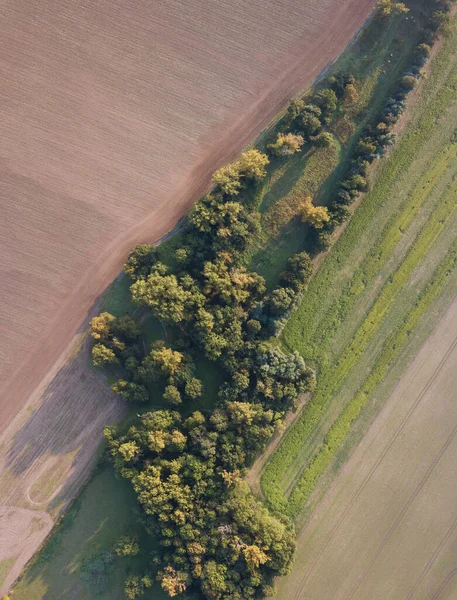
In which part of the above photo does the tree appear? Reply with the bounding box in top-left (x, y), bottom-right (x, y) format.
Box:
top-left (299, 196), bottom-right (330, 229)
top-left (236, 149), bottom-right (269, 180)
top-left (159, 566), bottom-right (189, 597)
top-left (376, 0), bottom-right (409, 19)
top-left (342, 82), bottom-right (358, 105)
top-left (113, 315), bottom-right (140, 341)
top-left (92, 343), bottom-right (118, 367)
top-left (90, 312), bottom-right (115, 341)
top-left (112, 380), bottom-right (149, 403)
top-left (115, 535), bottom-right (139, 557)
top-left (301, 110), bottom-right (322, 137)
top-left (212, 164), bottom-right (242, 196)
top-left (285, 97), bottom-right (306, 125)
top-left (314, 88), bottom-right (338, 114)
top-left (124, 244), bottom-right (157, 281)
top-left (201, 561), bottom-right (228, 599)
top-left (281, 251), bottom-right (313, 290)
top-left (415, 43), bottom-right (432, 59)
top-left (163, 385), bottom-right (182, 406)
top-left (149, 345), bottom-right (184, 377)
top-left (269, 133), bottom-right (304, 156)
top-left (189, 194), bottom-right (258, 255)
top-left (124, 574), bottom-right (153, 599)
top-left (265, 287), bottom-right (296, 316)
top-left (430, 10), bottom-right (451, 32)
top-left (131, 265), bottom-right (192, 324)
top-left (185, 377), bottom-right (203, 399)
top-left (243, 545), bottom-right (269, 572)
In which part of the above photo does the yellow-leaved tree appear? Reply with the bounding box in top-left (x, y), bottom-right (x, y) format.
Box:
top-left (376, 0), bottom-right (409, 19)
top-left (299, 196), bottom-right (330, 229)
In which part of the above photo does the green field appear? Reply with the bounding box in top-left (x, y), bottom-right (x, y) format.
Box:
top-left (261, 23), bottom-right (457, 518)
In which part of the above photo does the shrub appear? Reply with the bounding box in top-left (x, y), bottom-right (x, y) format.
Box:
top-left (312, 132), bottom-right (334, 148)
top-left (299, 196), bottom-right (330, 229)
top-left (124, 244), bottom-right (157, 281)
top-left (401, 75), bottom-right (417, 91)
top-left (269, 132), bottom-right (304, 156)
top-left (342, 82), bottom-right (358, 105)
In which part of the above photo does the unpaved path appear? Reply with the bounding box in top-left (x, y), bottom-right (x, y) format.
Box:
top-left (276, 294), bottom-right (457, 600)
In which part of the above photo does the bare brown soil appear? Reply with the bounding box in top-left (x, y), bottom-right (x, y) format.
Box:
top-left (276, 294), bottom-right (457, 600)
top-left (0, 0), bottom-right (375, 592)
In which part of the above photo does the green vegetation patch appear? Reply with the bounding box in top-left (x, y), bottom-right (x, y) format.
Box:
top-left (262, 21), bottom-right (457, 516)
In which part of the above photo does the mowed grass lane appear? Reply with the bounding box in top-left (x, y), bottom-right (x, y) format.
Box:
top-left (261, 26), bottom-right (457, 516)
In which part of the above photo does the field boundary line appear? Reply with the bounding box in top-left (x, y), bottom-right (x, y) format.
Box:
top-left (405, 512), bottom-right (457, 600)
top-left (343, 417), bottom-right (457, 600)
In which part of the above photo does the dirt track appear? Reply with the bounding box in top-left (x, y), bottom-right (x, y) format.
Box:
top-left (0, 0), bottom-right (375, 592)
top-left (276, 294), bottom-right (457, 600)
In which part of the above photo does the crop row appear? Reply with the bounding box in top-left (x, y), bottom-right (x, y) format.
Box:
top-left (308, 142), bottom-right (457, 362)
top-left (283, 34), bottom-right (457, 360)
top-left (287, 237), bottom-right (457, 516)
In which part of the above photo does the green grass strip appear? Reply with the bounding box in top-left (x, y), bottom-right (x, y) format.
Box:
top-left (308, 142), bottom-right (457, 363)
top-left (261, 179), bottom-right (457, 512)
top-left (282, 31), bottom-right (457, 360)
top-left (287, 238), bottom-right (457, 517)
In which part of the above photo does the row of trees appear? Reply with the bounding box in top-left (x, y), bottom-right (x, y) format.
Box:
top-left (313, 0), bottom-right (455, 250)
top-left (92, 141), bottom-right (316, 599)
top-left (91, 3), bottom-right (453, 597)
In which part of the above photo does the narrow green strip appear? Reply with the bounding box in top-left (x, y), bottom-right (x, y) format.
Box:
top-left (287, 238), bottom-right (457, 516)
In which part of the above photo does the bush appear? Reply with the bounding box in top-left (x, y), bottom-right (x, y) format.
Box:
top-left (268, 132), bottom-right (304, 156)
top-left (115, 535), bottom-right (140, 557)
top-left (401, 75), bottom-right (417, 91)
top-left (415, 43), bottom-right (432, 59)
top-left (312, 132), bottom-right (334, 148)
top-left (124, 245), bottom-right (157, 281)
